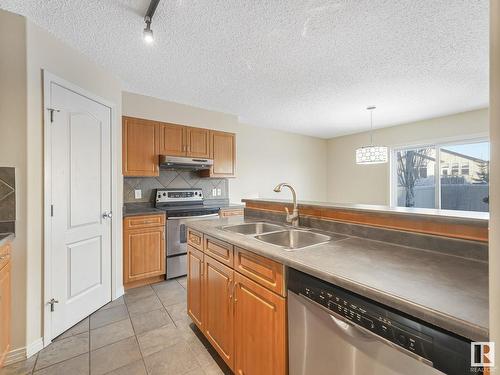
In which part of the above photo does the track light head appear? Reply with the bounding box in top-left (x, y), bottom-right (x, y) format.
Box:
top-left (143, 16), bottom-right (154, 44)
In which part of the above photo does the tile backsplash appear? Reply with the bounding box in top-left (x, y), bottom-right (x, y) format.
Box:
top-left (124, 170), bottom-right (228, 203)
top-left (0, 167), bottom-right (15, 233)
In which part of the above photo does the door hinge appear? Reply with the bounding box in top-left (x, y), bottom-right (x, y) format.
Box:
top-left (50, 204), bottom-right (54, 217)
top-left (48, 298), bottom-right (59, 312)
top-left (47, 108), bottom-right (60, 123)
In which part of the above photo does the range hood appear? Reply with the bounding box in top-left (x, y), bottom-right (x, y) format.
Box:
top-left (159, 155), bottom-right (213, 170)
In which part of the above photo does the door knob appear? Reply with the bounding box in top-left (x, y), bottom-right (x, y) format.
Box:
top-left (102, 211), bottom-right (113, 219)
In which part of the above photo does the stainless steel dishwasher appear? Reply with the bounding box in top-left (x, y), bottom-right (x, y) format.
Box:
top-left (288, 268), bottom-right (474, 375)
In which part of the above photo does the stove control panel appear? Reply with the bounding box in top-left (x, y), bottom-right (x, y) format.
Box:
top-left (156, 189), bottom-right (203, 203)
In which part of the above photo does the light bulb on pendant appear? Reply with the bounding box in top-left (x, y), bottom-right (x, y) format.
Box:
top-left (355, 106), bottom-right (388, 165)
top-left (143, 16), bottom-right (154, 44)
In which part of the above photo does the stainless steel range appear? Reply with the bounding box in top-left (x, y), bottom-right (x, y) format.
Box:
top-left (155, 188), bottom-right (220, 279)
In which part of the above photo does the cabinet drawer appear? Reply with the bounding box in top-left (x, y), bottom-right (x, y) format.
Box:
top-left (204, 236), bottom-right (234, 267)
top-left (124, 214), bottom-right (165, 229)
top-left (0, 243), bottom-right (11, 272)
top-left (187, 229), bottom-right (203, 250)
top-left (234, 247), bottom-right (284, 296)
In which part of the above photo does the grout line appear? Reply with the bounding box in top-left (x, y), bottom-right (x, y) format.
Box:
top-left (122, 292), bottom-right (149, 374)
top-left (150, 283), bottom-right (178, 328)
top-left (88, 312), bottom-right (91, 375)
top-left (31, 352), bottom-right (40, 375)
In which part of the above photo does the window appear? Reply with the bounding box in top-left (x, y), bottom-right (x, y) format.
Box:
top-left (461, 163), bottom-right (470, 176)
top-left (395, 147), bottom-right (436, 209)
top-left (393, 141), bottom-right (490, 212)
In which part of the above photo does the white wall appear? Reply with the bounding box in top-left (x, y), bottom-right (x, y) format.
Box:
top-left (0, 10), bottom-right (27, 354)
top-left (122, 92), bottom-right (328, 203)
top-left (326, 108), bottom-right (489, 205)
top-left (0, 9), bottom-right (123, 356)
top-left (489, 0), bottom-right (499, 348)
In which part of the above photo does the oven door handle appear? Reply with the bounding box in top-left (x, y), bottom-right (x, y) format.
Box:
top-left (167, 213), bottom-right (220, 220)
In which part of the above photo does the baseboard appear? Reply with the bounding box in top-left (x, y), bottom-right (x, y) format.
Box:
top-left (27, 338), bottom-right (44, 357)
top-left (115, 285), bottom-right (125, 299)
top-left (4, 346), bottom-right (25, 366)
top-left (4, 337), bottom-right (44, 366)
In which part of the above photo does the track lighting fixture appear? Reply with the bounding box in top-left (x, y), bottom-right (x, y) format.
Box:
top-left (143, 0), bottom-right (160, 44)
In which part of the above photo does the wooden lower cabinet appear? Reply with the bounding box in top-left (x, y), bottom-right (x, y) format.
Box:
top-left (187, 246), bottom-right (204, 329)
top-left (123, 216), bottom-right (165, 289)
top-left (233, 272), bottom-right (286, 375)
top-left (187, 234), bottom-right (287, 374)
top-left (203, 256), bottom-right (234, 369)
top-left (0, 257), bottom-right (11, 367)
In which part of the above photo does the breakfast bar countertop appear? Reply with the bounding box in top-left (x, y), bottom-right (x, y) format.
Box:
top-left (187, 216), bottom-right (489, 342)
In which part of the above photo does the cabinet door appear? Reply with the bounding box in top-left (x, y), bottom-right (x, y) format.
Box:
top-left (159, 123), bottom-right (185, 156)
top-left (0, 262), bottom-right (11, 367)
top-left (186, 127), bottom-right (210, 158)
top-left (208, 131), bottom-right (236, 177)
top-left (187, 245), bottom-right (204, 330)
top-left (234, 272), bottom-right (286, 375)
top-left (123, 226), bottom-right (165, 285)
top-left (204, 256), bottom-right (234, 369)
top-left (122, 117), bottom-right (159, 176)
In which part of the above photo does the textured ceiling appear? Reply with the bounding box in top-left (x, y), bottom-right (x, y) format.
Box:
top-left (0, 0), bottom-right (489, 138)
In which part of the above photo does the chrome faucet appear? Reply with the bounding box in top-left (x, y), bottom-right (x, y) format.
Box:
top-left (273, 183), bottom-right (299, 227)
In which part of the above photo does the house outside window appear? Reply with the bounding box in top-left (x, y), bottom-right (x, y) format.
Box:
top-left (461, 163), bottom-right (470, 176)
top-left (393, 140), bottom-right (490, 212)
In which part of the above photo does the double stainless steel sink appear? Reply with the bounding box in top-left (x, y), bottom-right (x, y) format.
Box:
top-left (222, 222), bottom-right (333, 250)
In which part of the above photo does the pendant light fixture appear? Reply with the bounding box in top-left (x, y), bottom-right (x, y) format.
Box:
top-left (355, 106), bottom-right (388, 164)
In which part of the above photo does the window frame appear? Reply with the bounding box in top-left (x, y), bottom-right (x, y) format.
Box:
top-left (390, 137), bottom-right (489, 210)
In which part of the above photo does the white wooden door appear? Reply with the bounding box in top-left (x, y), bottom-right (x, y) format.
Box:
top-left (47, 80), bottom-right (112, 339)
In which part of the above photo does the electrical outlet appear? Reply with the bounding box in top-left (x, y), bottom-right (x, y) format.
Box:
top-left (134, 189), bottom-right (142, 199)
top-left (217, 188), bottom-right (221, 196)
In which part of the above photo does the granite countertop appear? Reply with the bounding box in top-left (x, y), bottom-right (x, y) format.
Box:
top-left (187, 216), bottom-right (489, 342)
top-left (242, 198), bottom-right (489, 224)
top-left (0, 233), bottom-right (15, 247)
top-left (123, 204), bottom-right (165, 217)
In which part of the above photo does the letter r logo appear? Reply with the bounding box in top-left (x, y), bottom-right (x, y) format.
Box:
top-left (471, 342), bottom-right (495, 368)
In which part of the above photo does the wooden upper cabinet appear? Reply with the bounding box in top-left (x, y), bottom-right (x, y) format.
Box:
top-left (159, 123), bottom-right (185, 156)
top-left (204, 256), bottom-right (234, 370)
top-left (187, 245), bottom-right (204, 330)
top-left (123, 116), bottom-right (236, 178)
top-left (186, 127), bottom-right (210, 158)
top-left (233, 272), bottom-right (286, 375)
top-left (122, 117), bottom-right (159, 176)
top-left (200, 130), bottom-right (236, 178)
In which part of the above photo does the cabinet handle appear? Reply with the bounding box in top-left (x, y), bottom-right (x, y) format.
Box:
top-left (228, 281), bottom-right (232, 300)
top-left (0, 255), bottom-right (7, 260)
top-left (232, 282), bottom-right (238, 302)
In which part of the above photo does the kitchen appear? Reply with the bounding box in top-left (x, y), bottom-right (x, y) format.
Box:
top-left (0, 1), bottom-right (499, 375)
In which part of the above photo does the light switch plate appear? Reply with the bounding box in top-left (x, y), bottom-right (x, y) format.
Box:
top-left (134, 189), bottom-right (142, 199)
top-left (212, 188), bottom-right (217, 196)
top-left (217, 188), bottom-right (221, 196)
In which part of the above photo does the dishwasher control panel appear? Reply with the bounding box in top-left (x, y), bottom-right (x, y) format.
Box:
top-left (299, 284), bottom-right (432, 359)
top-left (287, 267), bottom-right (477, 375)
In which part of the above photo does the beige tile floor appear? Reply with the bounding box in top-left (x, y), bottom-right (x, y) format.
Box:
top-left (0, 277), bottom-right (231, 375)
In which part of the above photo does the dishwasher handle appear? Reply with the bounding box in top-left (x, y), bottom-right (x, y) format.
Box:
top-left (329, 313), bottom-right (375, 341)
